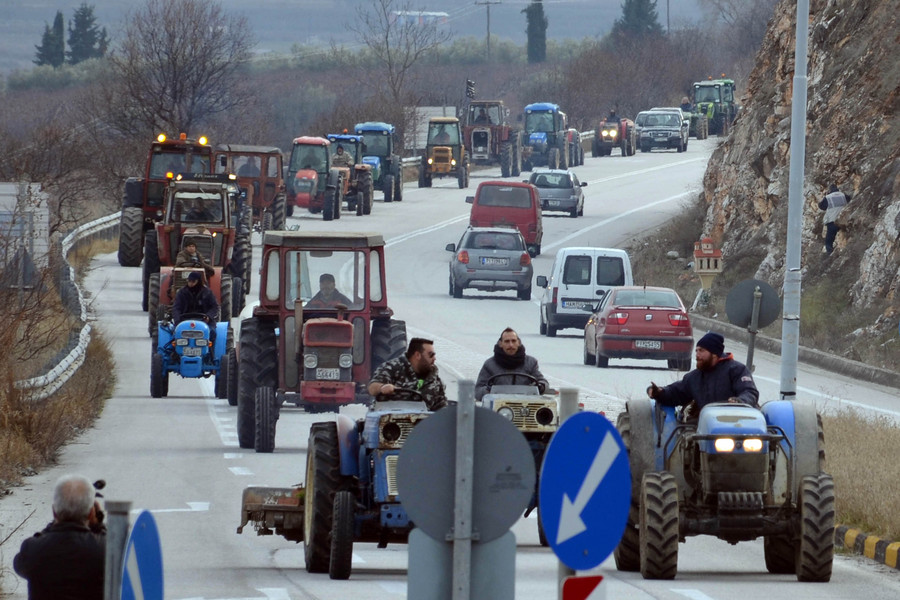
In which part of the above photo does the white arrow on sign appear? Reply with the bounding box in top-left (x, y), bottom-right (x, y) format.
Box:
top-left (556, 431), bottom-right (620, 545)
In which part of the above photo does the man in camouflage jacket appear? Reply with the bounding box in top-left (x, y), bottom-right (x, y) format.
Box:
top-left (367, 337), bottom-right (448, 411)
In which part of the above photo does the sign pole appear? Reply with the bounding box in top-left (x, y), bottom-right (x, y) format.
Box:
top-left (556, 388), bottom-right (579, 599)
top-left (104, 500), bottom-right (131, 600)
top-left (451, 381), bottom-right (476, 600)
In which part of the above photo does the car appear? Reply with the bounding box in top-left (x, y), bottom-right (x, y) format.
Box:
top-left (639, 109), bottom-right (689, 153)
top-left (446, 226), bottom-right (534, 300)
top-left (467, 180), bottom-right (543, 256)
top-left (583, 285), bottom-right (693, 369)
top-left (526, 168), bottom-right (586, 218)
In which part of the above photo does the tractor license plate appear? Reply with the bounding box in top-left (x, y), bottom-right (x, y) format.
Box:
top-left (481, 257), bottom-right (508, 266)
top-left (635, 340), bottom-right (661, 350)
top-left (183, 347), bottom-right (203, 357)
top-left (316, 368), bottom-right (340, 380)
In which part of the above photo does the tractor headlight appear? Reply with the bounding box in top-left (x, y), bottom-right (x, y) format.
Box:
top-left (339, 353), bottom-right (353, 368)
top-left (608, 129), bottom-right (617, 138)
top-left (535, 406), bottom-right (555, 426)
top-left (714, 438), bottom-right (735, 452)
top-left (497, 407), bottom-right (515, 421)
top-left (382, 422), bottom-right (402, 443)
top-left (303, 353), bottom-right (318, 368)
top-left (451, 159), bottom-right (457, 166)
top-left (175, 339), bottom-right (189, 346)
top-left (427, 157), bottom-right (434, 165)
top-left (742, 438), bottom-right (764, 452)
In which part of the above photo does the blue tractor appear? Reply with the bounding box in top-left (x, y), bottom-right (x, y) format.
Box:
top-left (151, 312), bottom-right (232, 399)
top-left (354, 122), bottom-right (404, 203)
top-left (520, 102), bottom-right (570, 171)
top-left (614, 398), bottom-right (833, 582)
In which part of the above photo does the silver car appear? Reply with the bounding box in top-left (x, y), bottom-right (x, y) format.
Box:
top-left (446, 226), bottom-right (534, 300)
top-left (527, 168), bottom-right (586, 218)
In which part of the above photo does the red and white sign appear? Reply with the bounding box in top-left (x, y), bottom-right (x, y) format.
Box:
top-left (562, 575), bottom-right (605, 600)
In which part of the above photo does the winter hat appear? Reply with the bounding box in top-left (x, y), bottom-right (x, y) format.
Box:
top-left (188, 271), bottom-right (203, 282)
top-left (696, 332), bottom-right (725, 356)
top-left (829, 184), bottom-right (839, 193)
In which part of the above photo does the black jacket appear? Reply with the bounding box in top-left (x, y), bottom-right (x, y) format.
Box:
top-left (475, 344), bottom-right (548, 400)
top-left (172, 283), bottom-right (219, 323)
top-left (14, 521), bottom-right (105, 600)
top-left (654, 353), bottom-right (759, 410)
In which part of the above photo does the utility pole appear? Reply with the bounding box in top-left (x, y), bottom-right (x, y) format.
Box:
top-left (476, 0), bottom-right (501, 62)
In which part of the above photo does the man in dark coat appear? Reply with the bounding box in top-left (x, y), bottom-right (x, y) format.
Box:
top-left (475, 327), bottom-right (549, 400)
top-left (14, 474), bottom-right (106, 600)
top-left (647, 332), bottom-right (759, 418)
top-left (172, 271), bottom-right (219, 324)
top-left (368, 337), bottom-right (448, 411)
top-left (174, 240), bottom-right (215, 279)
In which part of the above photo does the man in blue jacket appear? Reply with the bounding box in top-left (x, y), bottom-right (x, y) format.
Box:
top-left (647, 332), bottom-right (759, 419)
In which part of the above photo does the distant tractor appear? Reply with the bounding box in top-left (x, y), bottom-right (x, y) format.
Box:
top-left (592, 117), bottom-right (636, 157)
top-left (286, 136), bottom-right (344, 220)
top-left (325, 133), bottom-right (374, 216)
top-left (461, 100), bottom-right (523, 177)
top-left (215, 145), bottom-right (288, 232)
top-left (118, 132), bottom-right (213, 267)
top-left (566, 128), bottom-right (585, 166)
top-left (354, 122), bottom-right (404, 203)
top-left (520, 103), bottom-right (570, 171)
top-left (418, 117), bottom-right (469, 189)
top-left (692, 78), bottom-right (739, 136)
top-left (233, 231), bottom-right (407, 453)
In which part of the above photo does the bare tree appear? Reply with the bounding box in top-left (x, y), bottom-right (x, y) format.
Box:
top-left (98, 0), bottom-right (254, 136)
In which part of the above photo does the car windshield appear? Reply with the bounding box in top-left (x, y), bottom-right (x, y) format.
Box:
top-left (532, 173), bottom-right (571, 189)
top-left (612, 290), bottom-right (680, 308)
top-left (477, 186), bottom-right (533, 208)
top-left (466, 232), bottom-right (523, 251)
top-left (289, 144), bottom-right (328, 173)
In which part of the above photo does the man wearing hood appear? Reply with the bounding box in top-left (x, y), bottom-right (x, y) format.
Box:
top-left (475, 327), bottom-right (549, 401)
top-left (172, 271), bottom-right (220, 325)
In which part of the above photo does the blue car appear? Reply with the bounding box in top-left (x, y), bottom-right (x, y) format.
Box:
top-left (151, 314), bottom-right (231, 398)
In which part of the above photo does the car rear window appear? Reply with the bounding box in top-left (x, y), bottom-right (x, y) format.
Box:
top-left (477, 186), bottom-right (533, 208)
top-left (563, 255), bottom-right (591, 285)
top-left (467, 232), bottom-right (522, 251)
top-left (613, 290), bottom-right (679, 307)
top-left (533, 173), bottom-right (571, 189)
top-left (597, 257), bottom-right (626, 286)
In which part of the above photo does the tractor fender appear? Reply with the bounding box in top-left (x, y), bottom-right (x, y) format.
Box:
top-left (214, 321), bottom-right (230, 359)
top-left (325, 169), bottom-right (342, 190)
top-left (623, 399), bottom-right (655, 496)
top-left (762, 400), bottom-right (821, 496)
top-left (122, 178), bottom-right (144, 209)
top-left (336, 413), bottom-right (360, 477)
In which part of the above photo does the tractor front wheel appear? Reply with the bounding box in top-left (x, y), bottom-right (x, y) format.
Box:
top-left (225, 348), bottom-right (238, 406)
top-left (254, 387), bottom-right (278, 453)
top-left (236, 318), bottom-right (277, 448)
top-left (639, 471), bottom-right (679, 580)
top-left (329, 490), bottom-right (356, 580)
top-left (215, 352), bottom-right (228, 399)
top-left (150, 352), bottom-right (168, 398)
top-left (147, 273), bottom-right (160, 337)
top-left (304, 422), bottom-right (341, 573)
top-left (796, 473), bottom-right (835, 582)
top-left (118, 207), bottom-right (145, 267)
top-left (383, 174), bottom-right (394, 202)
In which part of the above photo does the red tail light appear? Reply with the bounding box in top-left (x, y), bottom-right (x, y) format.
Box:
top-left (457, 250), bottom-right (469, 264)
top-left (551, 287), bottom-right (558, 306)
top-left (520, 252), bottom-right (531, 266)
top-left (609, 312), bottom-right (629, 325)
top-left (668, 313), bottom-right (690, 327)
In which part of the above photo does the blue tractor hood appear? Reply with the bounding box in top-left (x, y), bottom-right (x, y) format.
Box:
top-left (529, 131), bottom-right (549, 145)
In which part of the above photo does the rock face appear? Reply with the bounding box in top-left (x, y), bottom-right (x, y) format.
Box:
top-left (702, 0), bottom-right (899, 311)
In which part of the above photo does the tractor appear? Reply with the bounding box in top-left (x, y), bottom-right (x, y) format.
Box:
top-left (325, 133), bottom-right (374, 216)
top-left (480, 373), bottom-right (559, 546)
top-left (418, 117), bottom-right (469, 189)
top-left (236, 391), bottom-right (434, 579)
top-left (520, 103), bottom-right (570, 171)
top-left (215, 145), bottom-right (288, 232)
top-left (118, 132), bottom-right (214, 267)
top-left (286, 136), bottom-right (344, 221)
top-left (144, 173), bottom-right (251, 327)
top-left (461, 100), bottom-right (523, 178)
top-left (354, 122), bottom-right (404, 203)
top-left (692, 78), bottom-right (739, 136)
top-left (592, 117), bottom-right (636, 157)
top-left (151, 308), bottom-right (232, 399)
top-left (614, 398), bottom-right (833, 582)
top-left (232, 231), bottom-right (408, 453)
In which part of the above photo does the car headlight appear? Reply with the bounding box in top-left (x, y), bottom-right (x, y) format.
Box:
top-left (497, 407), bottom-right (515, 420)
top-left (714, 438), bottom-right (735, 452)
top-left (303, 353), bottom-right (318, 368)
top-left (742, 438), bottom-right (764, 452)
top-left (339, 353), bottom-right (353, 368)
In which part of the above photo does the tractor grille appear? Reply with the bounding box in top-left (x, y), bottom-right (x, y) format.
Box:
top-left (379, 413), bottom-right (430, 449)
top-left (432, 147), bottom-right (453, 165)
top-left (496, 401), bottom-right (557, 432)
top-left (718, 491), bottom-right (764, 511)
top-left (385, 454), bottom-right (400, 497)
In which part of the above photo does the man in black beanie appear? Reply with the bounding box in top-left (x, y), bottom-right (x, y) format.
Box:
top-left (647, 331), bottom-right (759, 418)
top-left (475, 327), bottom-right (549, 401)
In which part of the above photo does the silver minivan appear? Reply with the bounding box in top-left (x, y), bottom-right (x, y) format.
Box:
top-left (536, 247), bottom-right (633, 336)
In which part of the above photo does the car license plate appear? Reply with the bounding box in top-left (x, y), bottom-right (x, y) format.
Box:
top-left (316, 368), bottom-right (340, 380)
top-left (481, 257), bottom-right (508, 266)
top-left (183, 347), bottom-right (202, 357)
top-left (562, 300), bottom-right (590, 309)
top-left (635, 340), bottom-right (661, 350)
top-left (548, 200), bottom-right (560, 207)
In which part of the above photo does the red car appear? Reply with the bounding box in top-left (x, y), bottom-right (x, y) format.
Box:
top-left (583, 286), bottom-right (693, 370)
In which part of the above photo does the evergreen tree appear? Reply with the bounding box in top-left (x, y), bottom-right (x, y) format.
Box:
top-left (612, 0), bottom-right (665, 38)
top-left (34, 11), bottom-right (66, 68)
top-left (522, 1), bottom-right (548, 64)
top-left (67, 3), bottom-right (109, 64)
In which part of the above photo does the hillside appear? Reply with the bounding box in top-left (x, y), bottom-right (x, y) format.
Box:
top-left (699, 0), bottom-right (899, 361)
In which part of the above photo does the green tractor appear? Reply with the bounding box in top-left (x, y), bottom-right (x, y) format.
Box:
top-left (692, 78), bottom-right (739, 136)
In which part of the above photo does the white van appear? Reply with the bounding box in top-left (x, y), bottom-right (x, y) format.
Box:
top-left (536, 247), bottom-right (633, 336)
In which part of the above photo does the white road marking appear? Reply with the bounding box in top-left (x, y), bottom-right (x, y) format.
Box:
top-left (671, 590), bottom-right (719, 600)
top-left (229, 466), bottom-right (254, 476)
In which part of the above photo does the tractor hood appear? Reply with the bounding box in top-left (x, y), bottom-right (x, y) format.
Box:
top-left (529, 132), bottom-right (549, 145)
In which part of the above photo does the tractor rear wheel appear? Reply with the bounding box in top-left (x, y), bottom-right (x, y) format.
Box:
top-left (394, 170), bottom-right (403, 200)
top-left (150, 352), bottom-right (168, 398)
top-left (333, 186), bottom-right (343, 220)
top-left (272, 194), bottom-right (287, 230)
top-left (614, 406), bottom-right (653, 571)
top-left (639, 471), bottom-right (679, 580)
top-left (457, 165), bottom-right (468, 189)
top-left (329, 490), bottom-right (356, 580)
top-left (226, 348), bottom-right (238, 406)
top-left (371, 319), bottom-right (407, 372)
top-left (383, 174), bottom-right (394, 202)
top-left (233, 235), bottom-right (253, 295)
top-left (323, 189), bottom-right (336, 220)
top-left (500, 143), bottom-right (513, 178)
top-left (236, 318), bottom-right (277, 448)
top-left (215, 352), bottom-right (228, 399)
top-left (231, 276), bottom-right (244, 316)
top-left (548, 148), bottom-right (560, 170)
top-left (147, 273), bottom-right (160, 337)
top-left (254, 386), bottom-right (278, 453)
top-left (305, 422), bottom-right (341, 573)
top-left (362, 175), bottom-right (373, 215)
top-left (796, 473), bottom-right (835, 582)
top-left (141, 231), bottom-right (160, 312)
top-left (118, 207), bottom-right (145, 267)
top-left (220, 275), bottom-right (233, 324)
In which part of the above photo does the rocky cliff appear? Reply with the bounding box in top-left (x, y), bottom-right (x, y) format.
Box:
top-left (701, 0), bottom-right (899, 332)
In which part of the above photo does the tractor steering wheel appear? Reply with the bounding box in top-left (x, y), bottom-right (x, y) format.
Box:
top-left (485, 372), bottom-right (542, 391)
top-left (376, 386), bottom-right (428, 404)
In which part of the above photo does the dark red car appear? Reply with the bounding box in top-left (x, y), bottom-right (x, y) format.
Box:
top-left (583, 285), bottom-right (693, 370)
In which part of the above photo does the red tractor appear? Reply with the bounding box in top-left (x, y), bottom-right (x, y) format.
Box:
top-left (462, 100), bottom-right (523, 178)
top-left (144, 173), bottom-right (252, 338)
top-left (285, 136), bottom-right (344, 220)
top-left (118, 132), bottom-right (214, 268)
top-left (215, 145), bottom-right (288, 232)
top-left (592, 117), bottom-right (636, 157)
top-left (229, 231), bottom-right (407, 453)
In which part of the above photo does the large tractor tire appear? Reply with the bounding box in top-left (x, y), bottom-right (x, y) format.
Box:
top-left (457, 164), bottom-right (468, 189)
top-left (512, 142), bottom-right (522, 176)
top-left (330, 490), bottom-right (356, 580)
top-left (548, 148), bottom-right (560, 170)
top-left (361, 173), bottom-right (374, 215)
top-left (370, 319), bottom-right (407, 372)
top-left (393, 167), bottom-right (403, 201)
top-left (322, 188), bottom-right (337, 221)
top-left (764, 534), bottom-right (796, 574)
top-left (383, 174), bottom-right (394, 203)
top-left (304, 422), bottom-right (341, 573)
top-left (500, 143), bottom-right (513, 178)
top-left (215, 352), bottom-right (228, 399)
top-left (333, 186), bottom-right (343, 220)
top-left (559, 144), bottom-right (568, 170)
top-left (232, 235), bottom-right (253, 296)
top-left (147, 273), bottom-right (161, 337)
top-left (225, 348), bottom-right (238, 406)
top-left (219, 275), bottom-right (233, 325)
top-left (272, 194), bottom-right (287, 231)
top-left (614, 402), bottom-right (655, 572)
top-left (236, 318), bottom-right (278, 449)
top-left (231, 276), bottom-right (244, 316)
top-left (141, 231), bottom-right (160, 312)
top-left (150, 352), bottom-right (168, 398)
top-left (591, 138), bottom-right (600, 158)
top-left (639, 471), bottom-right (679, 580)
top-left (254, 386), bottom-right (278, 453)
top-left (796, 473), bottom-right (835, 582)
top-left (118, 207), bottom-right (145, 267)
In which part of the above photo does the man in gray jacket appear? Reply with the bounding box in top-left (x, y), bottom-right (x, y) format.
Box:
top-left (475, 327), bottom-right (549, 400)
